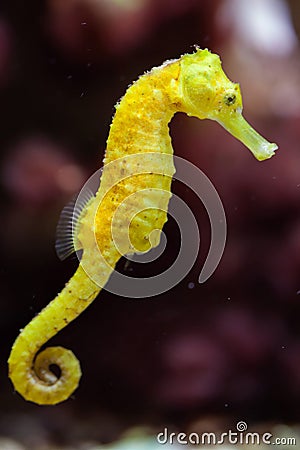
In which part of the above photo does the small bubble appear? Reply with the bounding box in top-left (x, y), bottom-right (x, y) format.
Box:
top-left (188, 282), bottom-right (195, 289)
top-left (80, 92), bottom-right (85, 97)
top-left (297, 290), bottom-right (300, 295)
top-left (81, 22), bottom-right (87, 26)
top-left (224, 403), bottom-right (229, 407)
top-left (227, 296), bottom-right (231, 300)
top-left (281, 346), bottom-right (286, 349)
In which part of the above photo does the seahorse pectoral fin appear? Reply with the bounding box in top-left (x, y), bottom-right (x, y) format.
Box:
top-left (55, 187), bottom-right (96, 261)
top-left (216, 112), bottom-right (278, 161)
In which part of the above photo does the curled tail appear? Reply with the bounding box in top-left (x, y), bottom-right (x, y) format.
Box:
top-left (8, 262), bottom-right (102, 405)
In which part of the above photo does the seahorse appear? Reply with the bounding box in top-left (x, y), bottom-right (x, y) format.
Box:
top-left (8, 48), bottom-right (278, 405)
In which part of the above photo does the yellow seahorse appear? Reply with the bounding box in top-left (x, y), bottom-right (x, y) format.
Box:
top-left (8, 49), bottom-right (278, 405)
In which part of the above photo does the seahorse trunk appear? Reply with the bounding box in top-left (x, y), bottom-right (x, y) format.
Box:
top-left (8, 249), bottom-right (116, 405)
top-left (96, 60), bottom-right (181, 253)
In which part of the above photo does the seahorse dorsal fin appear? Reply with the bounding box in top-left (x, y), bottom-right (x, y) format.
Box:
top-left (55, 188), bottom-right (95, 261)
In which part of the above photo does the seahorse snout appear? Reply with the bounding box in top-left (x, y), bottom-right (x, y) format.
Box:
top-left (216, 112), bottom-right (278, 161)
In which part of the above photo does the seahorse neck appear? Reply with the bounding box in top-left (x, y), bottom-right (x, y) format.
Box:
top-left (104, 59), bottom-right (181, 164)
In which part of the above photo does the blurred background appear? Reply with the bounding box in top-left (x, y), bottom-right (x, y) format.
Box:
top-left (0, 0), bottom-right (299, 448)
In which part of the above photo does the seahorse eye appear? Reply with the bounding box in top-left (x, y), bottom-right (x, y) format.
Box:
top-left (224, 93), bottom-right (236, 106)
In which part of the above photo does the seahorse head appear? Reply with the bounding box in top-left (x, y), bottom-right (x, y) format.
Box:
top-left (178, 48), bottom-right (277, 161)
top-left (178, 49), bottom-right (241, 119)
